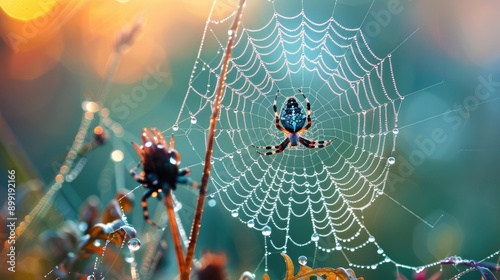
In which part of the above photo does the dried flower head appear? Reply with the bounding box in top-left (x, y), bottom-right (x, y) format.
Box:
top-left (114, 17), bottom-right (144, 54)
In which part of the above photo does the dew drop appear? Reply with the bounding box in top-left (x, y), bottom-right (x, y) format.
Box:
top-left (298, 255), bottom-right (307, 266)
top-left (87, 275), bottom-right (96, 280)
top-left (392, 128), bottom-right (399, 135)
top-left (311, 233), bottom-right (319, 242)
top-left (231, 209), bottom-right (239, 217)
top-left (335, 244), bottom-right (342, 250)
top-left (172, 124), bottom-right (179, 131)
top-left (190, 116), bottom-right (197, 124)
top-left (371, 264), bottom-right (377, 270)
top-left (247, 219), bottom-right (255, 228)
top-left (368, 235), bottom-right (375, 242)
top-left (262, 225), bottom-right (272, 236)
top-left (128, 238), bottom-right (141, 252)
top-left (93, 240), bottom-right (102, 247)
top-left (207, 197), bottom-right (217, 207)
top-left (174, 201), bottom-right (183, 212)
top-left (125, 254), bottom-right (134, 263)
top-left (377, 248), bottom-right (384, 254)
top-left (387, 157), bottom-right (396, 165)
top-left (78, 222), bottom-right (88, 232)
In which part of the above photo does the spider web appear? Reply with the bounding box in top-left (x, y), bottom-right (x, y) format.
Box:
top-left (173, 0), bottom-right (408, 272)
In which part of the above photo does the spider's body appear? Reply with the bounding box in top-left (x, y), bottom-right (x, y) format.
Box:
top-left (280, 97), bottom-right (306, 135)
top-left (131, 127), bottom-right (196, 228)
top-left (253, 90), bottom-right (336, 156)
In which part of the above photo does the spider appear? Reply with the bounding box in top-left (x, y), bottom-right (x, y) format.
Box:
top-left (253, 89), bottom-right (336, 156)
top-left (130, 127), bottom-right (197, 229)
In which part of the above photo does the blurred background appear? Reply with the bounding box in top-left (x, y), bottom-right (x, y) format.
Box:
top-left (0, 0), bottom-right (499, 279)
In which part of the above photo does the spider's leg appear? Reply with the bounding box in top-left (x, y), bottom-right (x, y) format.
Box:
top-left (274, 90), bottom-right (288, 133)
top-left (252, 143), bottom-right (284, 150)
top-left (299, 136), bottom-right (336, 149)
top-left (256, 138), bottom-right (290, 156)
top-left (177, 168), bottom-right (198, 188)
top-left (141, 189), bottom-right (162, 229)
top-left (178, 167), bottom-right (190, 176)
top-left (155, 189), bottom-right (164, 201)
top-left (297, 89), bottom-right (312, 133)
top-left (130, 163), bottom-right (147, 184)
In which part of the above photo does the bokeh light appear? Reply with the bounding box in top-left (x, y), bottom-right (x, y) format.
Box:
top-left (0, 0), bottom-right (58, 20)
top-left (111, 150), bottom-right (124, 162)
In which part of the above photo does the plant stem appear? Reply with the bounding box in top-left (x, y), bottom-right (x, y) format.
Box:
top-left (165, 191), bottom-right (186, 273)
top-left (181, 0), bottom-right (246, 278)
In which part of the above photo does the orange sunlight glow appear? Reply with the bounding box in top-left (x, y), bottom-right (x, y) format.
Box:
top-left (0, 0), bottom-right (58, 21)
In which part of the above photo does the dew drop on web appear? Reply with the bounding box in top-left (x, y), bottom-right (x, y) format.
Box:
top-left (231, 209), bottom-right (239, 217)
top-left (298, 255), bottom-right (307, 266)
top-left (127, 238), bottom-right (141, 252)
top-left (247, 219), bottom-right (255, 228)
top-left (261, 225), bottom-right (272, 236)
top-left (311, 232), bottom-right (319, 242)
top-left (387, 157), bottom-right (396, 165)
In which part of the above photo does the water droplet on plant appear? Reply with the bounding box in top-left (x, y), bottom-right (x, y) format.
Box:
top-left (298, 255), bottom-right (307, 266)
top-left (190, 116), bottom-right (197, 124)
top-left (247, 219), bottom-right (255, 228)
top-left (231, 209), bottom-right (239, 217)
top-left (128, 238), bottom-right (141, 252)
top-left (262, 225), bottom-right (271, 236)
top-left (387, 157), bottom-right (396, 165)
top-left (311, 233), bottom-right (319, 242)
top-left (172, 124), bottom-right (179, 131)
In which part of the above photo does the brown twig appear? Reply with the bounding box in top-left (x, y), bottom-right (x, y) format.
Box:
top-left (165, 191), bottom-right (186, 274)
top-left (181, 0), bottom-right (246, 279)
